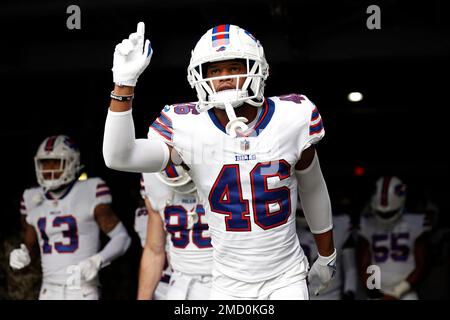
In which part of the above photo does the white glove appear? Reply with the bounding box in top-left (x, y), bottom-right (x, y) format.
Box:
top-left (9, 244), bottom-right (31, 270)
top-left (112, 21), bottom-right (153, 87)
top-left (187, 211), bottom-right (199, 230)
top-left (78, 254), bottom-right (102, 282)
top-left (382, 280), bottom-right (411, 299)
top-left (308, 248), bottom-right (337, 296)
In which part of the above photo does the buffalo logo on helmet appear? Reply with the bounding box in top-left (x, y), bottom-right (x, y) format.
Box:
top-left (394, 183), bottom-right (407, 196)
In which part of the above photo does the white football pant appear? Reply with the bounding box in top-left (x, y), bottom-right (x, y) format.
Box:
top-left (39, 282), bottom-right (99, 300)
top-left (401, 291), bottom-right (418, 300)
top-left (165, 270), bottom-right (212, 300)
top-left (153, 275), bottom-right (170, 300)
top-left (210, 278), bottom-right (309, 300)
top-left (210, 256), bottom-right (309, 300)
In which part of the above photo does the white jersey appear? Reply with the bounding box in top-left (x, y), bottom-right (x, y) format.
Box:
top-left (297, 214), bottom-right (353, 299)
top-left (135, 175), bottom-right (153, 248)
top-left (148, 94), bottom-right (324, 294)
top-left (134, 206), bottom-right (150, 248)
top-left (20, 178), bottom-right (111, 285)
top-left (358, 213), bottom-right (429, 291)
top-left (142, 173), bottom-right (213, 276)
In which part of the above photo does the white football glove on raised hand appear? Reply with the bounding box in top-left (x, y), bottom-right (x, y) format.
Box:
top-left (9, 244), bottom-right (31, 270)
top-left (78, 254), bottom-right (102, 282)
top-left (308, 248), bottom-right (337, 296)
top-left (112, 22), bottom-right (153, 87)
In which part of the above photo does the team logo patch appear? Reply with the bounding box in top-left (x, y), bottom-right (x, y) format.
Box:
top-left (240, 139), bottom-right (250, 151)
top-left (394, 183), bottom-right (407, 196)
top-left (63, 136), bottom-right (79, 150)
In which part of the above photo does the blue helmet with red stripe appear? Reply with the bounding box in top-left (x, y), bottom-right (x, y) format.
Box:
top-left (34, 135), bottom-right (83, 191)
top-left (157, 164), bottom-right (196, 194)
top-left (187, 24), bottom-right (269, 113)
top-left (370, 176), bottom-right (407, 224)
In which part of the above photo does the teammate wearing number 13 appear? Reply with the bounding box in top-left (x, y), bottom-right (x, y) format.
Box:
top-left (104, 23), bottom-right (336, 299)
top-left (9, 135), bottom-right (131, 299)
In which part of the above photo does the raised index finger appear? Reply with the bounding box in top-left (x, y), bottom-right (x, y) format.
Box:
top-left (137, 22), bottom-right (145, 37)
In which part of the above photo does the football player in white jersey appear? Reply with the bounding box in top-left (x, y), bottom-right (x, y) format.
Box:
top-left (134, 175), bottom-right (172, 300)
top-left (9, 135), bottom-right (131, 300)
top-left (103, 23), bottom-right (336, 299)
top-left (296, 202), bottom-right (358, 299)
top-left (356, 176), bottom-right (430, 300)
top-left (137, 166), bottom-right (213, 300)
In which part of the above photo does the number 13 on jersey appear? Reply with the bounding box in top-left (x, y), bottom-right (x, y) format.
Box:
top-left (209, 160), bottom-right (292, 231)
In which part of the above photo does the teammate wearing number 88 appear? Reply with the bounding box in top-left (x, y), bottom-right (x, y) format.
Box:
top-left (9, 135), bottom-right (131, 300)
top-left (104, 23), bottom-right (336, 299)
top-left (137, 169), bottom-right (213, 300)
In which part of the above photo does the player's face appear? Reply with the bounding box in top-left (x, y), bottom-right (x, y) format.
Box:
top-left (206, 60), bottom-right (247, 92)
top-left (40, 159), bottom-right (64, 180)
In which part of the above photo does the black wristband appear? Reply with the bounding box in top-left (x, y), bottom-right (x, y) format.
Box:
top-left (110, 91), bottom-right (134, 102)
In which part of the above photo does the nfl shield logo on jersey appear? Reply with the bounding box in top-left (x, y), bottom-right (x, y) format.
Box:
top-left (240, 139), bottom-right (250, 151)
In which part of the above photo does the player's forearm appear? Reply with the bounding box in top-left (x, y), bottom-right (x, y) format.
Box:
top-left (22, 233), bottom-right (35, 253)
top-left (405, 269), bottom-right (422, 288)
top-left (22, 226), bottom-right (37, 260)
top-left (102, 108), bottom-right (170, 172)
top-left (98, 222), bottom-right (131, 267)
top-left (296, 152), bottom-right (334, 255)
top-left (406, 235), bottom-right (429, 287)
top-left (137, 247), bottom-right (165, 300)
top-left (356, 237), bottom-right (371, 284)
top-left (312, 230), bottom-right (334, 257)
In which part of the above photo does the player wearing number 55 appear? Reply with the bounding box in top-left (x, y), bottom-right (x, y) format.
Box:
top-left (9, 135), bottom-right (131, 300)
top-left (103, 22), bottom-right (336, 299)
top-left (356, 176), bottom-right (430, 300)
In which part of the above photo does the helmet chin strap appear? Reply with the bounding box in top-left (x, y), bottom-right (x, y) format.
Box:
top-left (45, 180), bottom-right (72, 195)
top-left (374, 209), bottom-right (403, 225)
top-left (224, 102), bottom-right (248, 138)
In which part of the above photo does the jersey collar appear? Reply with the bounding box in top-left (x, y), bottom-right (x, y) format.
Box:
top-left (44, 180), bottom-right (76, 200)
top-left (207, 98), bottom-right (275, 137)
